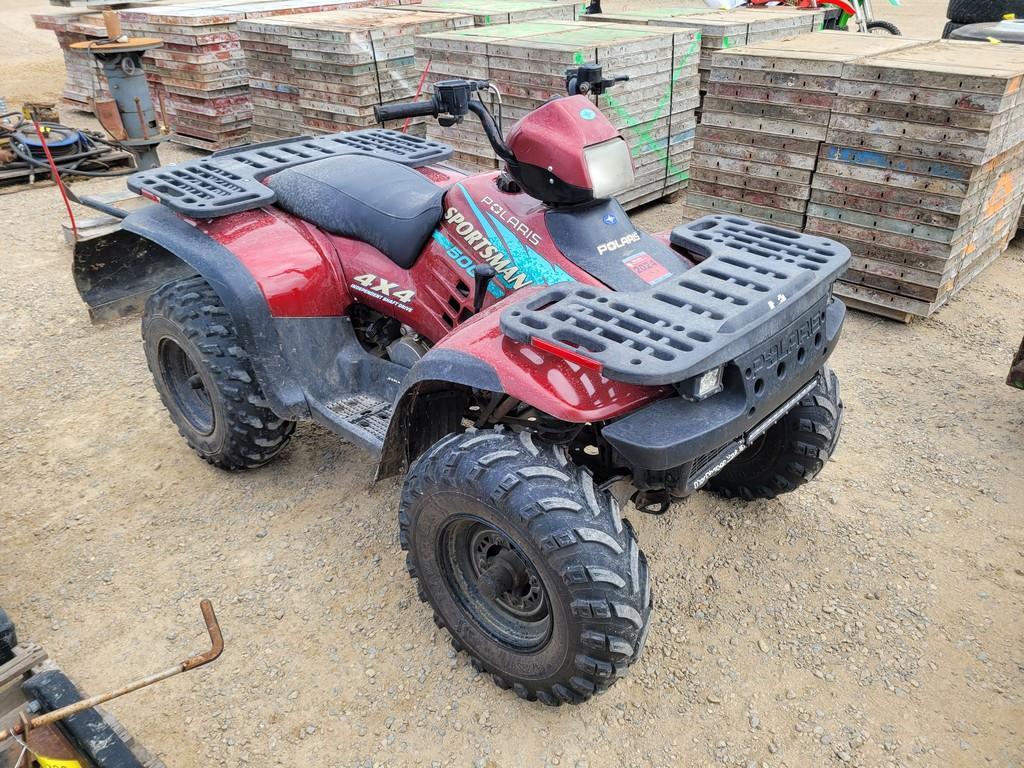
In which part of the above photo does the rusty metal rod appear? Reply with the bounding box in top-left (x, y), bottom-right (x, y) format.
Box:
top-left (135, 96), bottom-right (149, 140)
top-left (0, 600), bottom-right (222, 742)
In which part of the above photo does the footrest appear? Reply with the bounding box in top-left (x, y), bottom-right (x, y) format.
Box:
top-left (500, 215), bottom-right (850, 386)
top-left (326, 394), bottom-right (393, 446)
top-left (127, 129), bottom-right (452, 219)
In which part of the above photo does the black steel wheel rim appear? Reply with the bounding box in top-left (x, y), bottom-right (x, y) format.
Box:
top-left (438, 515), bottom-right (551, 652)
top-left (158, 337), bottom-right (215, 436)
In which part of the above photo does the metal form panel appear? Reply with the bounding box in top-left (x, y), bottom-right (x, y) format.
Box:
top-left (687, 33), bottom-right (924, 236)
top-left (816, 40), bottom-right (1024, 317)
top-left (687, 36), bottom-right (1024, 319)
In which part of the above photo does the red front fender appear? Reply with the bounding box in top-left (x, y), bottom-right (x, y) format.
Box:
top-left (375, 296), bottom-right (669, 479)
top-left (419, 294), bottom-right (668, 424)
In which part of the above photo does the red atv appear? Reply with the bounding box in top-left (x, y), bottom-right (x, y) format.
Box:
top-left (78, 66), bottom-right (849, 704)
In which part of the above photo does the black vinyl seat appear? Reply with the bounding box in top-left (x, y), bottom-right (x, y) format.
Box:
top-left (267, 154), bottom-right (445, 269)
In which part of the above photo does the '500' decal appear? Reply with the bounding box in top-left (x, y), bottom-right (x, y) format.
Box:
top-left (351, 273), bottom-right (415, 312)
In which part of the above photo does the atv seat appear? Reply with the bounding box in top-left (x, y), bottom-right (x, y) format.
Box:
top-left (267, 154), bottom-right (445, 269)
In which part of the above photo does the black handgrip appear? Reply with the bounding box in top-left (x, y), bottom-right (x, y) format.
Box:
top-left (374, 100), bottom-right (437, 123)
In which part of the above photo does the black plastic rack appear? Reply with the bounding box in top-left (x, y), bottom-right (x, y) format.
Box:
top-left (127, 129), bottom-right (453, 218)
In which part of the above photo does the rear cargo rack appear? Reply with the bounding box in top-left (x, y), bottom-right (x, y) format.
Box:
top-left (500, 215), bottom-right (850, 386)
top-left (127, 130), bottom-right (453, 218)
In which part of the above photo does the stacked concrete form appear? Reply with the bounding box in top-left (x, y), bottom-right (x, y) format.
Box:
top-left (416, 20), bottom-right (700, 209)
top-left (34, 0), bottom-right (420, 149)
top-left (581, 6), bottom-right (825, 114)
top-left (31, 11), bottom-right (110, 110)
top-left (686, 33), bottom-right (922, 229)
top-left (405, 0), bottom-right (580, 25)
top-left (808, 41), bottom-right (1024, 320)
top-left (239, 7), bottom-right (472, 142)
top-left (118, 1), bottom-right (412, 150)
top-left (686, 34), bottom-right (1024, 320)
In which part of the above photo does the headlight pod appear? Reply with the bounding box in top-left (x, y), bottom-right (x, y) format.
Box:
top-left (677, 366), bottom-right (724, 402)
top-left (583, 138), bottom-right (635, 199)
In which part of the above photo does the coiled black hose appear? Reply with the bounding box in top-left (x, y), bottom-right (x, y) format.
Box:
top-left (1, 113), bottom-right (137, 178)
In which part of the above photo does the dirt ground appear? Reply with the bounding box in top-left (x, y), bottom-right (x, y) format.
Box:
top-left (1, 0), bottom-right (1022, 766)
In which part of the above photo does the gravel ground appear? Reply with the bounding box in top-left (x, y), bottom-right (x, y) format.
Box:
top-left (2, 0), bottom-right (1023, 766)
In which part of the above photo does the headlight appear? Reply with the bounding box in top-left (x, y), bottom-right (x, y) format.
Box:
top-left (583, 138), bottom-right (635, 199)
top-left (678, 366), bottom-right (724, 401)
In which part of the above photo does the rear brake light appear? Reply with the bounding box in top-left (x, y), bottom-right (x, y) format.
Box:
top-left (530, 337), bottom-right (603, 372)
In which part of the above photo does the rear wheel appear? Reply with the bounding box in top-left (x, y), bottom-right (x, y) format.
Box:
top-left (142, 276), bottom-right (294, 469)
top-left (708, 366), bottom-right (842, 500)
top-left (400, 428), bottom-right (652, 705)
top-left (866, 20), bottom-right (901, 34)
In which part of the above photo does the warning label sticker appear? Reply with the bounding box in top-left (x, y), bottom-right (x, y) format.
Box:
top-left (622, 252), bottom-right (671, 285)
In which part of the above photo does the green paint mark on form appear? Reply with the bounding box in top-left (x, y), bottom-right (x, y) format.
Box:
top-left (600, 38), bottom-right (699, 182)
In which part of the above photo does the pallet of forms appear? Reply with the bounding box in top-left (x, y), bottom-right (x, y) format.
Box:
top-left (240, 7), bottom-right (472, 142)
top-left (683, 32), bottom-right (925, 228)
top-left (117, 0), bottom-right (407, 150)
top-left (581, 5), bottom-right (825, 112)
top-left (32, 10), bottom-right (111, 111)
top-left (808, 40), bottom-right (1024, 319)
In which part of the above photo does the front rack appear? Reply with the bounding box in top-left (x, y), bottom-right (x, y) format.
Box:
top-left (500, 215), bottom-right (851, 386)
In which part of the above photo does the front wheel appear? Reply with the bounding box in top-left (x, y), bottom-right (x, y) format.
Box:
top-left (866, 20), bottom-right (901, 34)
top-left (708, 366), bottom-right (843, 500)
top-left (399, 428), bottom-right (652, 705)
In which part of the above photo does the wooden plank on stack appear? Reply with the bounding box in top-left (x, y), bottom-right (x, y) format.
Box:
top-left (401, 0), bottom-right (580, 162)
top-left (401, 0), bottom-right (579, 25)
top-left (808, 39), bottom-right (1024, 318)
top-left (415, 21), bottom-right (565, 171)
top-left (240, 7), bottom-right (472, 143)
top-left (684, 32), bottom-right (924, 228)
top-left (581, 5), bottom-right (825, 114)
top-left (415, 20), bottom-right (700, 208)
top-left (32, 10), bottom-right (110, 111)
top-left (119, 0), bottom-right (395, 150)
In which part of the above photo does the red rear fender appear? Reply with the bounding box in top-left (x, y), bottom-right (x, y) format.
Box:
top-left (196, 208), bottom-right (347, 317)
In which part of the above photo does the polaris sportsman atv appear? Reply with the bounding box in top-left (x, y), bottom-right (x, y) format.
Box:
top-left (76, 65), bottom-right (849, 705)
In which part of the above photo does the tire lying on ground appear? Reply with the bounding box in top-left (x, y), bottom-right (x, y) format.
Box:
top-left (946, 0), bottom-right (1024, 23)
top-left (399, 428), bottom-right (652, 705)
top-left (708, 366), bottom-right (843, 501)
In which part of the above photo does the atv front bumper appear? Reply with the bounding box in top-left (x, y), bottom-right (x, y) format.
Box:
top-left (600, 297), bottom-right (845, 492)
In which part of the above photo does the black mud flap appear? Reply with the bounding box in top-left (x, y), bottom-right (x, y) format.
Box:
top-left (73, 227), bottom-right (193, 323)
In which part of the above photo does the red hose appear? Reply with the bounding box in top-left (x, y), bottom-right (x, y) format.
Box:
top-left (402, 59), bottom-right (432, 134)
top-left (29, 116), bottom-right (78, 240)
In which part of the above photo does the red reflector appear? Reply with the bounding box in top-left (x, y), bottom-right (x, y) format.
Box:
top-left (139, 189), bottom-right (159, 202)
top-left (530, 337), bottom-right (603, 372)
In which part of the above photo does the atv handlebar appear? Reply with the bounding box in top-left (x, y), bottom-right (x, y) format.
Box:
top-left (373, 100), bottom-right (437, 123)
top-left (375, 79), bottom-right (515, 163)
